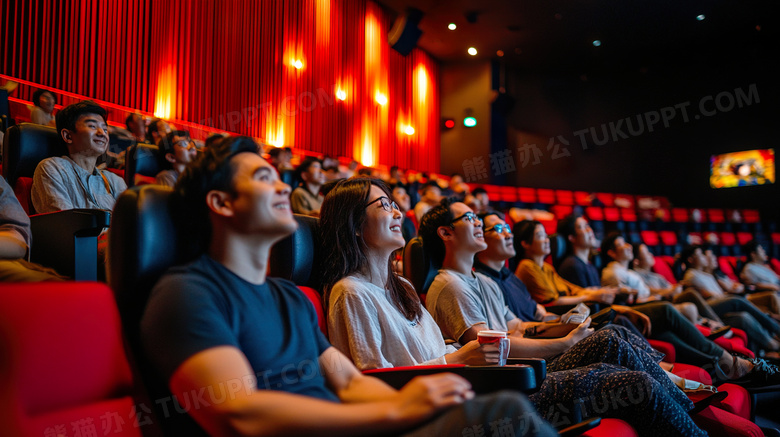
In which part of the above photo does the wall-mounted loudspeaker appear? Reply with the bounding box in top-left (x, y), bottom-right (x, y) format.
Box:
top-left (388, 8), bottom-right (423, 56)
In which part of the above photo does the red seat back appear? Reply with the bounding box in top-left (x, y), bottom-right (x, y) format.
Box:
top-left (536, 188), bottom-right (555, 204)
top-left (298, 286), bottom-right (328, 338)
top-left (640, 230), bottom-right (660, 246)
top-left (0, 282), bottom-right (141, 437)
top-left (652, 256), bottom-right (677, 284)
top-left (718, 257), bottom-right (739, 282)
top-left (659, 231), bottom-right (678, 246)
top-left (555, 189), bottom-right (574, 205)
top-left (518, 187), bottom-right (536, 203)
top-left (585, 206), bottom-right (604, 221)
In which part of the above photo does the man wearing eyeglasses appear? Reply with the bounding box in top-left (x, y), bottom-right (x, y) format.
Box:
top-left (155, 130), bottom-right (198, 188)
top-left (474, 212), bottom-right (556, 323)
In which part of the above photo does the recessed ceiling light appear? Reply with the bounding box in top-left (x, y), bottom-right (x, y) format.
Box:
top-left (468, 47), bottom-right (477, 56)
top-left (448, 23), bottom-right (457, 30)
top-left (696, 14), bottom-right (705, 21)
top-left (592, 40), bottom-right (601, 47)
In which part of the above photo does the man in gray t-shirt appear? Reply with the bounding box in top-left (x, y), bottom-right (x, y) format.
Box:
top-left (418, 199), bottom-right (593, 359)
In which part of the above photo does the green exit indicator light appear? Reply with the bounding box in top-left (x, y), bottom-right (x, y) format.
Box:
top-left (463, 116), bottom-right (477, 127)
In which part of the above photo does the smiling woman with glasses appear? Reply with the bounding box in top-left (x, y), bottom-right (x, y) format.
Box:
top-left (319, 178), bottom-right (501, 370)
top-left (155, 130), bottom-right (198, 188)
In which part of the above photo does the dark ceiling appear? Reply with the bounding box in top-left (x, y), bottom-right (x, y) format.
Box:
top-left (376, 0), bottom-right (776, 72)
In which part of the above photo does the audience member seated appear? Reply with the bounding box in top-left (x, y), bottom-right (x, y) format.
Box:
top-left (681, 245), bottom-right (780, 356)
top-left (290, 156), bottom-right (325, 217)
top-left (704, 245), bottom-right (780, 320)
top-left (31, 100), bottom-right (127, 213)
top-left (514, 223), bottom-right (776, 381)
top-left (29, 89), bottom-right (56, 127)
top-left (146, 118), bottom-right (171, 145)
top-left (741, 240), bottom-right (780, 292)
top-left (154, 130), bottom-right (197, 188)
top-left (125, 112), bottom-right (147, 143)
top-left (389, 183), bottom-right (416, 242)
top-left (556, 214), bottom-right (605, 288)
top-left (416, 199), bottom-right (711, 436)
top-left (514, 219), bottom-right (617, 306)
top-left (140, 136), bottom-right (555, 437)
top-left (387, 165), bottom-right (406, 187)
top-left (267, 146), bottom-right (294, 171)
top-left (471, 187), bottom-right (491, 214)
top-left (413, 180), bottom-right (443, 224)
top-left (443, 173), bottom-right (468, 199)
top-left (0, 176), bottom-right (64, 281)
top-left (633, 243), bottom-right (726, 327)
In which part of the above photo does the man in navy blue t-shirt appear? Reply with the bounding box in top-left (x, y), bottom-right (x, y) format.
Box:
top-left (141, 136), bottom-right (554, 437)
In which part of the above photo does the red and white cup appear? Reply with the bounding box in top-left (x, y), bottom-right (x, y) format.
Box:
top-left (477, 330), bottom-right (510, 366)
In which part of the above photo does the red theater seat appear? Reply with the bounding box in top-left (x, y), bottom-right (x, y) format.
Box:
top-left (498, 186), bottom-right (518, 203)
top-left (672, 208), bottom-right (689, 223)
top-left (640, 230), bottom-right (660, 246)
top-left (742, 210), bottom-right (760, 223)
top-left (0, 282), bottom-right (143, 437)
top-left (707, 208), bottom-right (726, 223)
top-left (659, 230), bottom-right (678, 246)
top-left (555, 189), bottom-right (575, 205)
top-left (574, 191), bottom-right (591, 206)
top-left (585, 206), bottom-right (604, 221)
top-left (537, 188), bottom-right (555, 204)
top-left (595, 192), bottom-right (615, 207)
top-left (620, 208), bottom-right (637, 222)
top-left (604, 207), bottom-right (621, 222)
top-left (718, 257), bottom-right (739, 282)
top-left (652, 256), bottom-right (677, 284)
top-left (736, 232), bottom-right (753, 246)
top-left (518, 187), bottom-right (537, 204)
top-left (720, 232), bottom-right (737, 246)
top-left (551, 204), bottom-right (574, 220)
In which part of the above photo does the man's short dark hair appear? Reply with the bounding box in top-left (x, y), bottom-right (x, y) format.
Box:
top-left (420, 180), bottom-right (441, 194)
top-left (743, 240), bottom-right (761, 258)
top-left (157, 130), bottom-right (191, 170)
top-left (173, 136), bottom-right (259, 255)
top-left (32, 89), bottom-right (56, 107)
top-left (125, 113), bottom-right (140, 130)
top-left (146, 118), bottom-right (166, 142)
top-left (418, 198), bottom-right (456, 267)
top-left (556, 214), bottom-right (581, 241)
top-left (295, 157), bottom-right (322, 184)
top-left (477, 211), bottom-right (504, 222)
top-left (600, 231), bottom-right (623, 262)
top-left (680, 245), bottom-right (701, 266)
top-left (55, 100), bottom-right (107, 140)
top-left (204, 133), bottom-right (224, 149)
top-left (472, 187), bottom-right (487, 196)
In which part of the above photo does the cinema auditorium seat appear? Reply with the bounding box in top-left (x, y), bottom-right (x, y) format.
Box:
top-left (123, 142), bottom-right (159, 187)
top-left (0, 282), bottom-right (146, 437)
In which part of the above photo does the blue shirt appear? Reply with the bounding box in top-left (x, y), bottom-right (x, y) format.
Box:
top-left (473, 260), bottom-right (538, 321)
top-left (142, 254), bottom-right (338, 434)
top-left (559, 255), bottom-right (600, 288)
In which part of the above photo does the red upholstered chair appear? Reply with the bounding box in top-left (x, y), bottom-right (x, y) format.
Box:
top-left (537, 188), bottom-right (556, 204)
top-left (594, 192), bottom-right (615, 207)
top-left (659, 230), bottom-right (678, 246)
top-left (741, 210), bottom-right (760, 223)
top-left (603, 207), bottom-right (621, 222)
top-left (771, 258), bottom-right (780, 276)
top-left (551, 204), bottom-right (574, 220)
top-left (555, 189), bottom-right (575, 205)
top-left (708, 208), bottom-right (726, 224)
top-left (498, 186), bottom-right (519, 204)
top-left (0, 282), bottom-right (147, 437)
top-left (672, 208), bottom-right (690, 223)
top-left (718, 256), bottom-right (740, 282)
top-left (574, 191), bottom-right (591, 206)
top-left (652, 256), bottom-right (678, 284)
top-left (736, 232), bottom-right (753, 246)
top-left (518, 187), bottom-right (537, 204)
top-left (584, 206), bottom-right (604, 222)
top-left (620, 208), bottom-right (637, 222)
top-left (640, 230), bottom-right (660, 246)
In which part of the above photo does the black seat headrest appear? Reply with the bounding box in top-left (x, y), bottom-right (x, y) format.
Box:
top-left (548, 233), bottom-right (568, 268)
top-left (269, 214), bottom-right (322, 289)
top-left (403, 237), bottom-right (439, 294)
top-left (124, 143), bottom-right (159, 187)
top-left (109, 185), bottom-right (197, 343)
top-left (2, 123), bottom-right (66, 186)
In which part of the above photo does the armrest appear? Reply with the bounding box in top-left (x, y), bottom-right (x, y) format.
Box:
top-left (558, 417), bottom-right (602, 437)
top-left (506, 358), bottom-right (546, 390)
top-left (545, 302), bottom-right (603, 315)
top-left (363, 364), bottom-right (537, 393)
top-left (29, 209), bottom-right (111, 280)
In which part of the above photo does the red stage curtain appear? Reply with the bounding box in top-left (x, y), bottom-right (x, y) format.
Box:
top-left (2, 0), bottom-right (440, 172)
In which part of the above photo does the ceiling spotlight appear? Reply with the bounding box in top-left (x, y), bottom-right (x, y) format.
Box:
top-left (293, 59), bottom-right (303, 69)
top-left (497, 50), bottom-right (504, 57)
top-left (336, 89), bottom-right (347, 101)
top-left (696, 14), bottom-right (705, 21)
top-left (592, 40), bottom-right (601, 47)
top-left (448, 23), bottom-right (457, 30)
top-left (403, 125), bottom-right (415, 135)
top-left (468, 47), bottom-right (477, 56)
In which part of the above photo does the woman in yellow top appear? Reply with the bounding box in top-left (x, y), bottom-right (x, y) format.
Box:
top-left (513, 220), bottom-right (616, 306)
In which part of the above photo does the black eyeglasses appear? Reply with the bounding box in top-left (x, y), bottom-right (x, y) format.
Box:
top-left (449, 211), bottom-right (480, 227)
top-left (365, 196), bottom-right (399, 213)
top-left (485, 224), bottom-right (512, 235)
